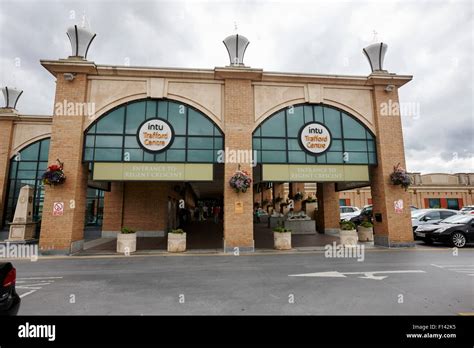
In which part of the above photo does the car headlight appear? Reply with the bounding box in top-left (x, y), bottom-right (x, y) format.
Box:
top-left (434, 227), bottom-right (449, 233)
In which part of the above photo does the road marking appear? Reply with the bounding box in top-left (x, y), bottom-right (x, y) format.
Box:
top-left (19, 290), bottom-right (37, 298)
top-left (289, 270), bottom-right (426, 280)
top-left (16, 277), bottom-right (63, 298)
top-left (430, 264), bottom-right (474, 276)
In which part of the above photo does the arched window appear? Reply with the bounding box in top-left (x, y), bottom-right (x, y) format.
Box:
top-left (252, 104), bottom-right (377, 165)
top-left (3, 138), bottom-right (50, 226)
top-left (83, 99), bottom-right (224, 163)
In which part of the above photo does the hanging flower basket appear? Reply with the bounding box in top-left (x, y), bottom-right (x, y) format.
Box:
top-left (293, 192), bottom-right (304, 201)
top-left (42, 160), bottom-right (66, 186)
top-left (229, 170), bottom-right (252, 193)
top-left (389, 163), bottom-right (410, 191)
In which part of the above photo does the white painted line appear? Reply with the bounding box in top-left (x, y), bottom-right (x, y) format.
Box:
top-left (449, 269), bottom-right (474, 271)
top-left (16, 286), bottom-right (42, 290)
top-left (431, 264), bottom-right (474, 268)
top-left (289, 270), bottom-right (426, 280)
top-left (19, 290), bottom-right (37, 298)
top-left (17, 277), bottom-right (63, 280)
top-left (16, 282), bottom-right (52, 287)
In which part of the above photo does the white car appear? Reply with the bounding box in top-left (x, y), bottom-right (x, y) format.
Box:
top-left (411, 209), bottom-right (459, 232)
top-left (340, 206), bottom-right (361, 221)
top-left (460, 206), bottom-right (474, 215)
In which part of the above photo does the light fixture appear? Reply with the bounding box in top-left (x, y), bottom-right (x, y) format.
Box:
top-left (1, 86), bottom-right (23, 109)
top-left (66, 24), bottom-right (96, 59)
top-left (363, 42), bottom-right (388, 72)
top-left (63, 73), bottom-right (76, 81)
top-left (223, 34), bottom-right (250, 66)
top-left (384, 84), bottom-right (395, 92)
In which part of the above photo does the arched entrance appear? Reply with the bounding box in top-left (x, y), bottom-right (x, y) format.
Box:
top-left (252, 103), bottom-right (377, 248)
top-left (83, 98), bottom-right (225, 251)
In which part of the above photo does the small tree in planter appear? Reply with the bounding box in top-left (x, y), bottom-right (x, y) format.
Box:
top-left (339, 221), bottom-right (358, 246)
top-left (273, 223), bottom-right (292, 250)
top-left (168, 228), bottom-right (186, 253)
top-left (117, 227), bottom-right (136, 254)
top-left (357, 221), bottom-right (374, 242)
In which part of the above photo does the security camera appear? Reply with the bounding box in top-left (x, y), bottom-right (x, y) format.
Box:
top-left (63, 73), bottom-right (76, 81)
top-left (384, 84), bottom-right (395, 92)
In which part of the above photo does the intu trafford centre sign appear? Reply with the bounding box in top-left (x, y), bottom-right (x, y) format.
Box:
top-left (299, 122), bottom-right (332, 155)
top-left (137, 118), bottom-right (174, 153)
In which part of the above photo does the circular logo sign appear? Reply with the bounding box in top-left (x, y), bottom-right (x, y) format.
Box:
top-left (298, 122), bottom-right (332, 155)
top-left (137, 118), bottom-right (174, 153)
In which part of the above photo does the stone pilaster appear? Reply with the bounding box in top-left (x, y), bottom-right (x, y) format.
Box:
top-left (316, 183), bottom-right (340, 234)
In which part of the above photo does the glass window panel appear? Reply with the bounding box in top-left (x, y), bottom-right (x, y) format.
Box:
top-left (288, 139), bottom-right (300, 151)
top-left (39, 139), bottom-right (50, 160)
top-left (367, 140), bottom-right (375, 152)
top-left (304, 105), bottom-right (314, 123)
top-left (262, 151), bottom-right (286, 162)
top-left (188, 137), bottom-right (213, 149)
top-left (252, 138), bottom-right (261, 150)
top-left (95, 136), bottom-right (123, 148)
top-left (215, 150), bottom-right (224, 163)
top-left (329, 139), bottom-right (343, 151)
top-left (314, 106), bottom-right (324, 123)
top-left (314, 153), bottom-right (326, 163)
top-left (254, 127), bottom-right (261, 136)
top-left (262, 138), bottom-right (286, 150)
top-left (146, 101), bottom-right (157, 119)
top-left (96, 108), bottom-right (124, 134)
top-left (368, 152), bottom-right (377, 164)
top-left (170, 137), bottom-right (186, 149)
top-left (9, 161), bottom-right (18, 176)
top-left (158, 101), bottom-right (169, 119)
top-left (288, 151), bottom-right (306, 163)
top-left (187, 150), bottom-right (214, 162)
top-left (326, 152), bottom-right (343, 163)
top-left (167, 104), bottom-right (187, 135)
top-left (155, 152), bottom-right (166, 161)
top-left (188, 109), bottom-right (213, 136)
top-left (38, 162), bottom-right (48, 171)
top-left (166, 150), bottom-right (185, 161)
top-left (344, 140), bottom-right (368, 151)
top-left (85, 135), bottom-right (95, 147)
top-left (84, 148), bottom-right (94, 161)
top-left (345, 152), bottom-right (368, 163)
top-left (88, 124), bottom-right (96, 133)
top-left (124, 136), bottom-right (140, 148)
top-left (20, 142), bottom-right (39, 160)
top-left (94, 148), bottom-right (122, 161)
top-left (144, 152), bottom-right (155, 162)
top-left (125, 102), bottom-right (146, 134)
top-left (16, 170), bottom-right (37, 179)
top-left (214, 137), bottom-right (223, 149)
top-left (286, 106), bottom-right (304, 137)
top-left (18, 162), bottom-right (37, 170)
top-left (124, 149), bottom-right (143, 161)
top-left (342, 114), bottom-right (366, 139)
top-left (324, 108), bottom-right (342, 138)
top-left (261, 111), bottom-right (285, 137)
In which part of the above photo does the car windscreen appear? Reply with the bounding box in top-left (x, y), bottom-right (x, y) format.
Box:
top-left (441, 214), bottom-right (472, 224)
top-left (411, 210), bottom-right (427, 218)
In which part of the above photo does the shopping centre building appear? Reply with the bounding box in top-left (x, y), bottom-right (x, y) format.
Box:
top-left (1, 26), bottom-right (473, 254)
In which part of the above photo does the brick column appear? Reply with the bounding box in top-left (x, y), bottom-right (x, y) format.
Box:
top-left (39, 74), bottom-right (89, 254)
top-left (0, 110), bottom-right (17, 229)
top-left (102, 182), bottom-right (124, 235)
top-left (316, 183), bottom-right (340, 234)
top-left (370, 79), bottom-right (414, 247)
top-left (290, 182), bottom-right (305, 211)
top-left (223, 78), bottom-right (254, 252)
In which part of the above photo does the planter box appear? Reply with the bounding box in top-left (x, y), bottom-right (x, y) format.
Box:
top-left (339, 229), bottom-right (358, 246)
top-left (285, 219), bottom-right (316, 235)
top-left (117, 233), bottom-right (137, 253)
top-left (304, 202), bottom-right (317, 219)
top-left (357, 226), bottom-right (374, 242)
top-left (168, 232), bottom-right (186, 252)
top-left (274, 232), bottom-right (291, 250)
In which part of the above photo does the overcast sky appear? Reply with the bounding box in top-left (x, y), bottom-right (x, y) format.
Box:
top-left (0, 0), bottom-right (472, 174)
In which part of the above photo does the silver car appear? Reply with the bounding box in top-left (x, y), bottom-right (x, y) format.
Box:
top-left (411, 209), bottom-right (459, 232)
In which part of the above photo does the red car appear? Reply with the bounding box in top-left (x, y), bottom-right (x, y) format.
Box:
top-left (0, 262), bottom-right (20, 315)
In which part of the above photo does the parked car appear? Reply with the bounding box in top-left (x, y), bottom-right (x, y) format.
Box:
top-left (414, 214), bottom-right (474, 247)
top-left (340, 206), bottom-right (361, 221)
top-left (460, 206), bottom-right (474, 215)
top-left (350, 205), bottom-right (372, 225)
top-left (410, 205), bottom-right (419, 211)
top-left (0, 262), bottom-right (20, 315)
top-left (411, 209), bottom-right (458, 233)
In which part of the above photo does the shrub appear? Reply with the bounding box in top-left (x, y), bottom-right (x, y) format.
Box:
top-left (121, 227), bottom-right (135, 234)
top-left (340, 221), bottom-right (356, 230)
top-left (360, 221), bottom-right (374, 228)
top-left (170, 228), bottom-right (185, 234)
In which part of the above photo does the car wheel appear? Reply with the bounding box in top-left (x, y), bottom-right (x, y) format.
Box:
top-left (451, 232), bottom-right (466, 248)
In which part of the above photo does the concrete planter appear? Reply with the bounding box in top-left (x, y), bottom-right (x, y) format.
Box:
top-left (274, 232), bottom-right (292, 250)
top-left (285, 219), bottom-right (316, 235)
top-left (304, 202), bottom-right (317, 219)
top-left (117, 233), bottom-right (137, 253)
top-left (357, 226), bottom-right (374, 242)
top-left (339, 229), bottom-right (358, 246)
top-left (167, 232), bottom-right (186, 252)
